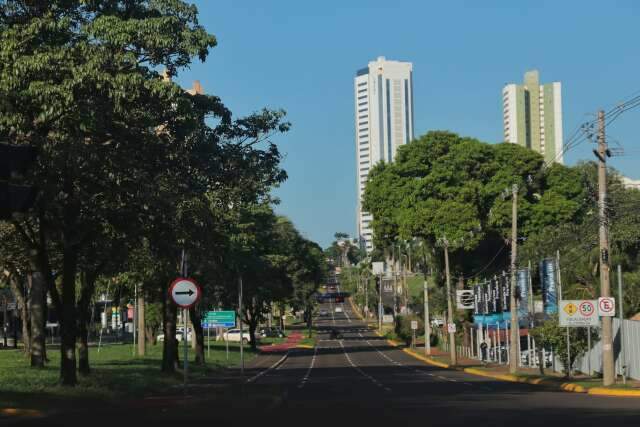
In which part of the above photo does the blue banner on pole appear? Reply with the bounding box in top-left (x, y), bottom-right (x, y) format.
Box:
top-left (540, 258), bottom-right (558, 315)
top-left (517, 268), bottom-right (530, 322)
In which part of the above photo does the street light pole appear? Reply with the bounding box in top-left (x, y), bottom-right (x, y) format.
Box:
top-left (424, 277), bottom-right (431, 356)
top-left (378, 273), bottom-right (383, 331)
top-left (509, 184), bottom-right (519, 374)
top-left (443, 238), bottom-right (457, 366)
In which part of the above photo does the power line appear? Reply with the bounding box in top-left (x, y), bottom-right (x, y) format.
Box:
top-left (461, 243), bottom-right (507, 280)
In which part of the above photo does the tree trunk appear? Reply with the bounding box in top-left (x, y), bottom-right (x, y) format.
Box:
top-left (145, 325), bottom-right (156, 346)
top-left (2, 297), bottom-right (7, 348)
top-left (7, 273), bottom-right (32, 355)
top-left (248, 320), bottom-right (258, 351)
top-left (77, 272), bottom-right (96, 376)
top-left (306, 303), bottom-right (313, 335)
top-left (59, 246), bottom-right (78, 386)
top-left (189, 306), bottom-right (204, 365)
top-left (29, 272), bottom-right (46, 367)
top-left (21, 292), bottom-right (31, 356)
top-left (77, 317), bottom-right (90, 375)
top-left (161, 287), bottom-right (178, 373)
top-left (137, 292), bottom-right (145, 356)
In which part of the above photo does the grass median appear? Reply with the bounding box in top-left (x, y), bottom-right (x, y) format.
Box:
top-left (0, 341), bottom-right (257, 412)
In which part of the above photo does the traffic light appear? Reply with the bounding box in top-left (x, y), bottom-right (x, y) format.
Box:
top-left (0, 143), bottom-right (37, 220)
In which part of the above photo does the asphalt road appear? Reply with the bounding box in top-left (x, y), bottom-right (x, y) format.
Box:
top-left (14, 301), bottom-right (640, 426)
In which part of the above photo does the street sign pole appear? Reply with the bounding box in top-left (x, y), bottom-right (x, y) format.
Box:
top-left (168, 255), bottom-right (202, 399)
top-left (183, 308), bottom-right (188, 391)
top-left (238, 275), bottom-right (244, 378)
top-left (182, 251), bottom-right (188, 395)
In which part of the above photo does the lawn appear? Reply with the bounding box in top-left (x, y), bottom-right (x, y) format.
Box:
top-left (0, 341), bottom-right (256, 411)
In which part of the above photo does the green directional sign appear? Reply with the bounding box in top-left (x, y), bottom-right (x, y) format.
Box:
top-left (203, 310), bottom-right (236, 328)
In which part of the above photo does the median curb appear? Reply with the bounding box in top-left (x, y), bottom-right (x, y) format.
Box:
top-left (296, 344), bottom-right (314, 349)
top-left (0, 408), bottom-right (46, 421)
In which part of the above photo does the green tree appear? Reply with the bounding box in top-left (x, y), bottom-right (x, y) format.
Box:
top-left (531, 316), bottom-right (595, 377)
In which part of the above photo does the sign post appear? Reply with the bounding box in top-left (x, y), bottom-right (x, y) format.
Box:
top-left (169, 275), bottom-right (202, 394)
top-left (411, 320), bottom-right (418, 349)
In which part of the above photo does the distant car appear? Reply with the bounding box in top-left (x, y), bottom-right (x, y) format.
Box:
top-left (335, 306), bottom-right (343, 313)
top-left (260, 327), bottom-right (284, 338)
top-left (431, 319), bottom-right (444, 327)
top-left (223, 329), bottom-right (253, 344)
top-left (319, 309), bottom-right (329, 317)
top-left (157, 327), bottom-right (192, 342)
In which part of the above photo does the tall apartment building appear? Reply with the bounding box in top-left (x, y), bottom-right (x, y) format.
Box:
top-left (503, 70), bottom-right (564, 164)
top-left (355, 57), bottom-right (414, 253)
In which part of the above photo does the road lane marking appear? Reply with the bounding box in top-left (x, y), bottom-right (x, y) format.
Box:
top-left (359, 332), bottom-right (403, 367)
top-left (297, 346), bottom-right (319, 389)
top-left (246, 352), bottom-right (289, 383)
top-left (339, 340), bottom-right (391, 392)
top-left (343, 305), bottom-right (351, 323)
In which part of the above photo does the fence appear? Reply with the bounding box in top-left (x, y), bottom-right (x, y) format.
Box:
top-left (552, 318), bottom-right (640, 381)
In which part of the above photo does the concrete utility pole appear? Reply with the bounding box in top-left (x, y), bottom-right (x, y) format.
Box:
top-left (443, 239), bottom-right (457, 366)
top-left (596, 109), bottom-right (615, 386)
top-left (137, 286), bottom-right (145, 356)
top-left (424, 278), bottom-right (431, 355)
top-left (509, 184), bottom-right (519, 374)
top-left (378, 273), bottom-right (383, 331)
top-left (618, 265), bottom-right (626, 384)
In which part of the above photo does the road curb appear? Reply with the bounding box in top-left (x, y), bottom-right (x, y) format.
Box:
top-left (400, 350), bottom-right (640, 396)
top-left (0, 408), bottom-right (45, 419)
top-left (588, 387), bottom-right (640, 397)
top-left (403, 349), bottom-right (450, 369)
top-left (296, 344), bottom-right (314, 349)
top-left (348, 298), bottom-right (365, 321)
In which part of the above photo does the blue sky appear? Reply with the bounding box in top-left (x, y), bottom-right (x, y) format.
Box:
top-left (176, 0), bottom-right (640, 249)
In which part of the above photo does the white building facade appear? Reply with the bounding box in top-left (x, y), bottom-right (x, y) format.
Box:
top-left (355, 57), bottom-right (414, 253)
top-left (503, 70), bottom-right (564, 164)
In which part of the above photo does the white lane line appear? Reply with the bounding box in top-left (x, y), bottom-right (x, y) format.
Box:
top-left (339, 340), bottom-right (391, 392)
top-left (360, 333), bottom-right (403, 367)
top-left (463, 382), bottom-right (473, 386)
top-left (245, 352), bottom-right (289, 383)
top-left (297, 346), bottom-right (319, 389)
top-left (343, 305), bottom-right (351, 323)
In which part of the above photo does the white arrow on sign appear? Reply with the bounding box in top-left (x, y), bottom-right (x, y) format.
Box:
top-left (169, 278), bottom-right (202, 308)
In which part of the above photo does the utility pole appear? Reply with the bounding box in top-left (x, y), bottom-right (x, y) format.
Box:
top-left (443, 238), bottom-right (457, 366)
top-left (596, 109), bottom-right (615, 386)
top-left (509, 184), bottom-right (519, 374)
top-left (618, 265), bottom-right (626, 384)
top-left (378, 273), bottom-right (383, 331)
top-left (238, 275), bottom-right (244, 378)
top-left (424, 277), bottom-right (431, 355)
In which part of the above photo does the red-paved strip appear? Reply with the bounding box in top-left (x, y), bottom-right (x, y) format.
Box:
top-left (259, 332), bottom-right (303, 353)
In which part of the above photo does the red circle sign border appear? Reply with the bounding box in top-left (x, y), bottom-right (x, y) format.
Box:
top-left (579, 301), bottom-right (595, 317)
top-left (599, 298), bottom-right (613, 313)
top-left (168, 277), bottom-right (202, 308)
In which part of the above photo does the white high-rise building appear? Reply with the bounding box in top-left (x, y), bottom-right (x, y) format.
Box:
top-left (355, 57), bottom-right (414, 253)
top-left (503, 70), bottom-right (564, 164)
